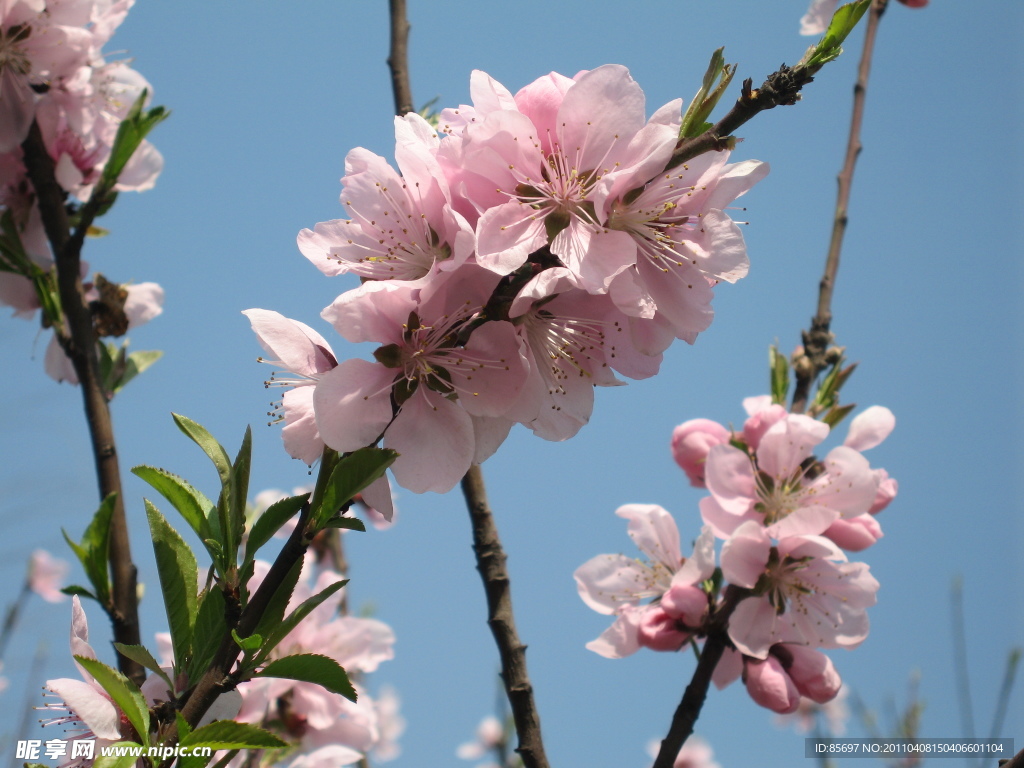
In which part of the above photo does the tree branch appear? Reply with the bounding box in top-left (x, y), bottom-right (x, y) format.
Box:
top-left (792, 0), bottom-right (888, 414)
top-left (461, 465), bottom-right (550, 768)
top-left (20, 120), bottom-right (144, 685)
top-left (652, 587), bottom-right (744, 768)
top-left (667, 62), bottom-right (816, 171)
top-left (387, 0), bottom-right (414, 116)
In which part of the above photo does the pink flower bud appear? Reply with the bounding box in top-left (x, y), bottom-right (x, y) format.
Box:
top-left (741, 403), bottom-right (787, 451)
top-left (637, 606), bottom-right (691, 652)
top-left (897, 0), bottom-right (927, 7)
top-left (671, 419), bottom-right (730, 487)
top-left (744, 655), bottom-right (800, 714)
top-left (869, 469), bottom-right (898, 514)
top-left (822, 514), bottom-right (883, 551)
top-left (777, 645), bottom-right (842, 704)
top-left (661, 584), bottom-right (708, 628)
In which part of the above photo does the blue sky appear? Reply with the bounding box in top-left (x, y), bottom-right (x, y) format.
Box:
top-left (1, 2), bottom-right (1021, 767)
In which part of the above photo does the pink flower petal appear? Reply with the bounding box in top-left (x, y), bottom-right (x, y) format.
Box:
top-left (45, 677), bottom-right (121, 740)
top-left (313, 359), bottom-right (395, 453)
top-left (843, 406), bottom-right (895, 452)
top-left (385, 389), bottom-right (475, 493)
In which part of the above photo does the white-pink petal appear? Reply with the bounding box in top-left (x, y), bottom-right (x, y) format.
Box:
top-left (843, 406), bottom-right (895, 452)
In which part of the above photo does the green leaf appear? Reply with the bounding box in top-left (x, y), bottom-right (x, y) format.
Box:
top-left (180, 721), bottom-right (288, 750)
top-left (111, 349), bottom-right (162, 394)
top-left (172, 413), bottom-right (232, 486)
top-left (769, 345), bottom-right (790, 405)
top-left (245, 492), bottom-right (309, 562)
top-left (132, 465), bottom-right (213, 541)
top-left (323, 516), bottom-right (366, 532)
top-left (99, 90), bottom-right (169, 193)
top-left (176, 710), bottom-right (193, 740)
top-left (92, 746), bottom-right (144, 768)
top-left (74, 657), bottom-right (150, 746)
top-left (314, 447), bottom-right (397, 528)
top-left (61, 584), bottom-right (98, 600)
top-left (145, 500), bottom-right (198, 676)
top-left (62, 493), bottom-right (117, 607)
top-left (113, 643), bottom-right (174, 692)
top-left (232, 630), bottom-right (263, 652)
top-left (821, 402), bottom-right (857, 429)
top-left (225, 425), bottom-right (253, 566)
top-left (255, 578), bottom-right (347, 665)
top-left (680, 47), bottom-right (736, 139)
top-left (188, 586), bottom-right (227, 683)
top-left (255, 653), bottom-right (356, 701)
top-left (799, 0), bottom-right (871, 73)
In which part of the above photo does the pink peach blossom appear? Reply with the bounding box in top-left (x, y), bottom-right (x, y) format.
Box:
top-left (701, 412), bottom-right (879, 540)
top-left (28, 548), bottom-right (68, 602)
top-left (315, 266), bottom-right (528, 493)
top-left (575, 505), bottom-right (714, 658)
top-left (244, 308), bottom-right (338, 465)
top-left (721, 521), bottom-right (879, 658)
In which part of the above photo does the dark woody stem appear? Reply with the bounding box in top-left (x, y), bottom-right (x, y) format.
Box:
top-left (652, 587), bottom-right (745, 768)
top-left (387, 0), bottom-right (414, 117)
top-left (461, 465), bottom-right (550, 768)
top-left (20, 120), bottom-right (145, 685)
top-left (792, 0), bottom-right (888, 414)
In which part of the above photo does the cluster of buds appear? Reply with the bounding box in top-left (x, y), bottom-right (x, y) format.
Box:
top-left (248, 65), bottom-right (766, 493)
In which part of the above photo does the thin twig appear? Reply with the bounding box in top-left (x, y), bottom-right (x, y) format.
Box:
top-left (387, 0), bottom-right (414, 116)
top-left (652, 587), bottom-right (745, 768)
top-left (792, 0), bottom-right (888, 413)
top-left (461, 465), bottom-right (549, 768)
top-left (667, 63), bottom-right (815, 171)
top-left (0, 581), bottom-right (30, 661)
top-left (951, 576), bottom-right (976, 740)
top-left (19, 120), bottom-right (144, 685)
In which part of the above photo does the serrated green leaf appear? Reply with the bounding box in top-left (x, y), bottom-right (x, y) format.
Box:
top-left (255, 578), bottom-right (347, 665)
top-left (176, 710), bottom-right (193, 740)
top-left (74, 657), bottom-right (149, 746)
top-left (92, 744), bottom-right (144, 768)
top-left (245, 492), bottom-right (309, 563)
top-left (180, 721), bottom-right (288, 750)
top-left (145, 500), bottom-right (198, 676)
top-left (256, 653), bottom-right (356, 701)
top-left (314, 447), bottom-right (397, 528)
top-left (23, 763), bottom-right (49, 768)
top-left (113, 643), bottom-right (173, 692)
top-left (62, 493), bottom-right (117, 607)
top-left (172, 413), bottom-right (232, 486)
top-left (188, 586), bottom-right (227, 683)
top-left (178, 754), bottom-right (216, 768)
top-left (132, 465), bottom-right (213, 541)
top-left (323, 516), bottom-right (366, 532)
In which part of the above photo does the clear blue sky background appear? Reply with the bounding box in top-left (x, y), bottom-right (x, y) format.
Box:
top-left (1, 2), bottom-right (1021, 767)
